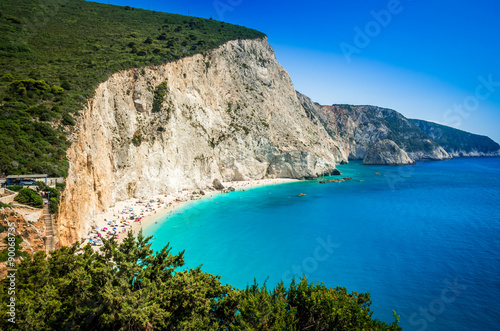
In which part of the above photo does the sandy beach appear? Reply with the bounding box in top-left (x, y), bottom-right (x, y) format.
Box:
top-left (82, 178), bottom-right (297, 247)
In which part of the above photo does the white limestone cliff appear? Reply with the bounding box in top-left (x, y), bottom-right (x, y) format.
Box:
top-left (57, 37), bottom-right (343, 245)
top-left (363, 139), bottom-right (416, 165)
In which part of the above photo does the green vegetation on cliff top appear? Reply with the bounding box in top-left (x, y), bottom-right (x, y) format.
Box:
top-left (411, 119), bottom-right (500, 154)
top-left (0, 0), bottom-right (265, 177)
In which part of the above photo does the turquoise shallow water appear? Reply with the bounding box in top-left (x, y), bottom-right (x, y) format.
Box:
top-left (145, 158), bottom-right (500, 330)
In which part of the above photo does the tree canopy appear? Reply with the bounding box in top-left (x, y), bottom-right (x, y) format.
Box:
top-left (0, 231), bottom-right (401, 330)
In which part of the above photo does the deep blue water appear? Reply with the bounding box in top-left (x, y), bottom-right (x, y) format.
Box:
top-left (145, 158), bottom-right (500, 330)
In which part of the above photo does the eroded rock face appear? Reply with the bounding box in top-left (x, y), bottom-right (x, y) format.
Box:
top-left (57, 37), bottom-right (342, 245)
top-left (297, 93), bottom-right (451, 161)
top-left (363, 139), bottom-right (416, 165)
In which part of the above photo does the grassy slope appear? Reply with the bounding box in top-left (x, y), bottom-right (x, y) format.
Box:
top-left (0, 0), bottom-right (264, 177)
top-left (411, 119), bottom-right (500, 154)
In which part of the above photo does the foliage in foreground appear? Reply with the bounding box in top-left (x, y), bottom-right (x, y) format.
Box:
top-left (0, 232), bottom-right (401, 330)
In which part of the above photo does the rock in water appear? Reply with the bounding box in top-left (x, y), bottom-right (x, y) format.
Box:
top-left (332, 169), bottom-right (342, 175)
top-left (363, 139), bottom-right (415, 165)
top-left (213, 179), bottom-right (225, 190)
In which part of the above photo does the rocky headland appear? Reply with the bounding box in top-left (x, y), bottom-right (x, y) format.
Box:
top-left (411, 119), bottom-right (500, 157)
top-left (55, 39), bottom-right (499, 246)
top-left (297, 92), bottom-right (451, 162)
top-left (363, 139), bottom-right (416, 165)
top-left (57, 37), bottom-right (344, 245)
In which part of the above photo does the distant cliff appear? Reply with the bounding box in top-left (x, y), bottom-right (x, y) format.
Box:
top-left (57, 38), bottom-right (344, 245)
top-left (411, 119), bottom-right (500, 157)
top-left (297, 93), bottom-right (450, 162)
top-left (363, 139), bottom-right (415, 165)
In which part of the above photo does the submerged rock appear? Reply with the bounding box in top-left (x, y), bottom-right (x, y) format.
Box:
top-left (363, 139), bottom-right (415, 165)
top-left (326, 177), bottom-right (353, 183)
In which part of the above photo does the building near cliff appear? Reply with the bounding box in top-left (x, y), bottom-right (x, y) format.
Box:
top-left (4, 174), bottom-right (48, 186)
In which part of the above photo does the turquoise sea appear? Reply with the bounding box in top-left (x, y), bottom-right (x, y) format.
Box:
top-left (145, 158), bottom-right (500, 330)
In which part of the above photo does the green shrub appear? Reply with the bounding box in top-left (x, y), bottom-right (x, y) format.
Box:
top-left (131, 131), bottom-right (142, 147)
top-left (14, 188), bottom-right (43, 208)
top-left (1, 73), bottom-right (13, 82)
top-left (61, 113), bottom-right (76, 126)
top-left (0, 202), bottom-right (11, 209)
top-left (34, 181), bottom-right (60, 213)
top-left (6, 185), bottom-right (23, 192)
top-left (35, 181), bottom-right (60, 199)
top-left (55, 182), bottom-right (65, 191)
top-left (49, 197), bottom-right (59, 214)
top-left (0, 236), bottom-right (29, 262)
top-left (152, 81), bottom-right (168, 113)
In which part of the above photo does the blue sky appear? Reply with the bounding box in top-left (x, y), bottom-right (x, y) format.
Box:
top-left (91, 0), bottom-right (500, 143)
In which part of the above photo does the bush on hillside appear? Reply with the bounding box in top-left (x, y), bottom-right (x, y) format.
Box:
top-left (0, 236), bottom-right (29, 262)
top-left (14, 188), bottom-right (43, 208)
top-left (49, 197), bottom-right (59, 214)
top-left (6, 185), bottom-right (23, 192)
top-left (35, 181), bottom-right (60, 199)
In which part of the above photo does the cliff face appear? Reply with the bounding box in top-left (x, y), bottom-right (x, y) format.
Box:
top-left (57, 38), bottom-right (341, 245)
top-left (297, 93), bottom-right (451, 162)
top-left (363, 139), bottom-right (415, 165)
top-left (411, 119), bottom-right (500, 157)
